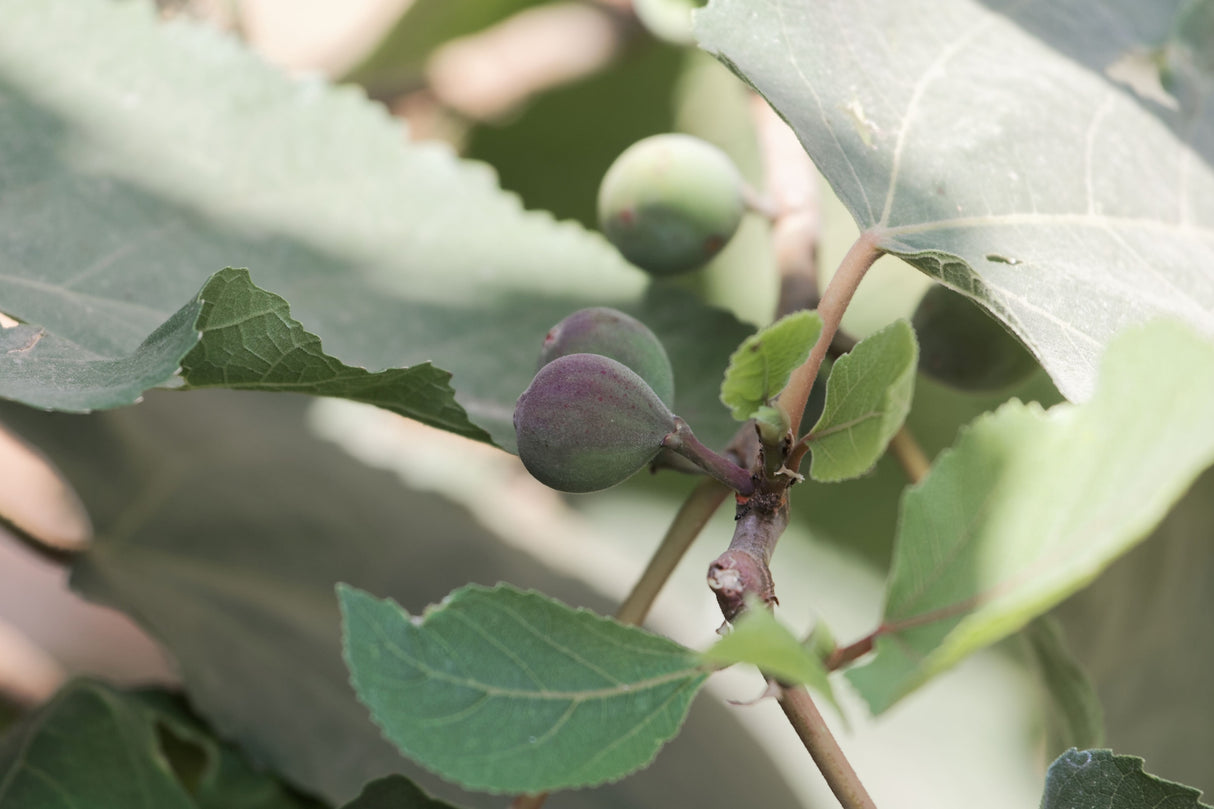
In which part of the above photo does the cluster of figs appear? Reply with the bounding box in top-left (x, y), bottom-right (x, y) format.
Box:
top-left (514, 133), bottom-right (1040, 493)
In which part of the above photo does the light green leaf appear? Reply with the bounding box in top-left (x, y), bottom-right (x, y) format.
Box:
top-left (720, 311), bottom-right (822, 421)
top-left (701, 608), bottom-right (838, 713)
top-left (1022, 617), bottom-right (1105, 755)
top-left (0, 680), bottom-right (195, 809)
top-left (0, 0), bottom-right (749, 450)
top-left (807, 320), bottom-right (917, 482)
top-left (339, 583), bottom-right (708, 794)
top-left (181, 268), bottom-right (487, 442)
top-left (846, 321), bottom-right (1214, 713)
top-left (339, 776), bottom-right (461, 809)
top-left (697, 0), bottom-right (1214, 403)
top-left (1041, 749), bottom-right (1211, 809)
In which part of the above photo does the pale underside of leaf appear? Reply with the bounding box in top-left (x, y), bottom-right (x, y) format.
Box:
top-left (697, 0), bottom-right (1214, 402)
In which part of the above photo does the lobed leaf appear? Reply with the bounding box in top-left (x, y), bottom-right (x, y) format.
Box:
top-left (846, 321), bottom-right (1214, 712)
top-left (719, 311), bottom-right (822, 421)
top-left (697, 0), bottom-right (1214, 403)
top-left (1041, 749), bottom-right (1211, 809)
top-left (700, 608), bottom-right (838, 714)
top-left (339, 583), bottom-right (708, 794)
top-left (806, 320), bottom-right (917, 481)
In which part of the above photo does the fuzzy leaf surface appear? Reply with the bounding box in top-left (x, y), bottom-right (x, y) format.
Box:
top-left (846, 321), bottom-right (1214, 712)
top-left (701, 608), bottom-right (837, 712)
top-left (720, 311), bottom-right (822, 420)
top-left (0, 680), bottom-right (195, 809)
top-left (697, 0), bottom-right (1214, 402)
top-left (339, 584), bottom-right (708, 793)
top-left (0, 0), bottom-right (748, 449)
top-left (1041, 749), bottom-right (1211, 809)
top-left (807, 320), bottom-right (917, 481)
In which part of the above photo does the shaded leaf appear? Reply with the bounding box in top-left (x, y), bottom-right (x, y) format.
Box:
top-left (340, 776), bottom-right (463, 809)
top-left (807, 320), bottom-right (917, 481)
top-left (697, 0), bottom-right (1214, 402)
top-left (0, 0), bottom-right (748, 449)
top-left (719, 311), bottom-right (821, 420)
top-left (0, 680), bottom-right (194, 809)
top-left (1041, 749), bottom-right (1210, 809)
top-left (846, 321), bottom-right (1214, 712)
top-left (700, 608), bottom-right (838, 713)
top-left (182, 268), bottom-right (487, 442)
top-left (339, 583), bottom-right (708, 794)
top-left (1022, 617), bottom-right (1105, 755)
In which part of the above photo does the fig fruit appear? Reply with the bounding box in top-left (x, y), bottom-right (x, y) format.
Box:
top-left (514, 353), bottom-right (678, 493)
top-left (538, 307), bottom-right (675, 407)
top-left (597, 133), bottom-right (745, 276)
top-left (912, 284), bottom-right (1039, 392)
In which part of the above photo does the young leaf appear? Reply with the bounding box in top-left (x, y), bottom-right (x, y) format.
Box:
top-left (0, 0), bottom-right (750, 449)
top-left (0, 680), bottom-right (195, 809)
top-left (697, 0), bottom-right (1214, 403)
top-left (339, 584), bottom-right (708, 794)
top-left (181, 269), bottom-right (488, 442)
top-left (1041, 749), bottom-right (1211, 809)
top-left (720, 311), bottom-right (822, 421)
top-left (806, 320), bottom-right (917, 481)
top-left (1022, 617), bottom-right (1105, 755)
top-left (700, 608), bottom-right (839, 715)
top-left (846, 321), bottom-right (1214, 713)
top-left (339, 776), bottom-right (462, 809)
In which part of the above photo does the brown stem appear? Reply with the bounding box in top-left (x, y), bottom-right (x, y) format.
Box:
top-left (706, 489), bottom-right (787, 622)
top-left (778, 687), bottom-right (879, 809)
top-left (663, 419), bottom-right (756, 496)
top-left (614, 478), bottom-right (730, 626)
top-left (779, 232), bottom-right (884, 443)
top-left (510, 793), bottom-right (547, 809)
top-left (826, 633), bottom-right (877, 671)
top-left (888, 426), bottom-right (930, 484)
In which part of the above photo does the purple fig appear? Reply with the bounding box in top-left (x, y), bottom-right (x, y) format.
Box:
top-left (514, 353), bottom-right (678, 493)
top-left (538, 307), bottom-right (675, 407)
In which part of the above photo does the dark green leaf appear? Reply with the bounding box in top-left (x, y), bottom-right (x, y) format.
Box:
top-left (697, 0), bottom-right (1214, 403)
top-left (719, 311), bottom-right (821, 421)
top-left (1022, 617), bottom-right (1105, 755)
top-left (807, 320), bottom-right (917, 481)
top-left (339, 584), bottom-right (708, 793)
top-left (339, 776), bottom-right (463, 809)
top-left (846, 321), bottom-right (1214, 712)
top-left (0, 0), bottom-right (748, 449)
top-left (0, 680), bottom-right (194, 809)
top-left (181, 268), bottom-right (487, 442)
top-left (1041, 749), bottom-right (1210, 809)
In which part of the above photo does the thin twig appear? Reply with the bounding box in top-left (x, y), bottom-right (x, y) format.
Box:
top-left (888, 426), bottom-right (930, 484)
top-left (615, 478), bottom-right (730, 625)
top-left (778, 687), bottom-right (878, 809)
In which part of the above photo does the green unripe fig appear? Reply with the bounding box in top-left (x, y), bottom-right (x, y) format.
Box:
top-left (912, 284), bottom-right (1039, 392)
top-left (538, 307), bottom-right (675, 407)
top-left (598, 133), bottom-right (745, 276)
top-left (514, 353), bottom-right (678, 493)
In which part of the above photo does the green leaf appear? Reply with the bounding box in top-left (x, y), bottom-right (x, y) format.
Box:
top-left (696, 0), bottom-right (1214, 403)
top-left (339, 583), bottom-right (708, 793)
top-left (846, 321), bottom-right (1214, 713)
top-left (720, 311), bottom-right (822, 421)
top-left (700, 608), bottom-right (838, 713)
top-left (807, 320), bottom-right (917, 482)
top-left (181, 268), bottom-right (488, 442)
top-left (0, 680), bottom-right (195, 809)
top-left (339, 776), bottom-right (462, 809)
top-left (1022, 617), bottom-right (1105, 755)
top-left (1041, 749), bottom-right (1211, 809)
top-left (0, 0), bottom-right (749, 449)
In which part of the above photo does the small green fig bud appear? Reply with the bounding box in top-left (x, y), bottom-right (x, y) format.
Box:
top-left (598, 133), bottom-right (746, 276)
top-left (538, 307), bottom-right (675, 407)
top-left (514, 353), bottom-right (678, 493)
top-left (912, 284), bottom-right (1039, 392)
